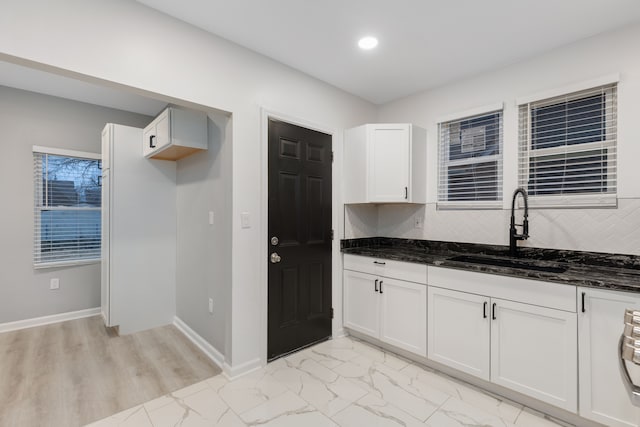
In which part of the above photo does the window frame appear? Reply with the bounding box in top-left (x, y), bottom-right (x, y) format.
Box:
top-left (437, 105), bottom-right (504, 210)
top-left (33, 146), bottom-right (102, 269)
top-left (518, 82), bottom-right (617, 208)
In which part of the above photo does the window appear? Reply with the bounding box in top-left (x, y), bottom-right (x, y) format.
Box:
top-left (518, 83), bottom-right (617, 207)
top-left (33, 147), bottom-right (102, 267)
top-left (438, 109), bottom-right (503, 207)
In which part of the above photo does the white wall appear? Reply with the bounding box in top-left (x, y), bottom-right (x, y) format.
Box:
top-left (0, 0), bottom-right (377, 369)
top-left (176, 113), bottom-right (233, 359)
top-left (374, 23), bottom-right (640, 255)
top-left (0, 85), bottom-right (152, 324)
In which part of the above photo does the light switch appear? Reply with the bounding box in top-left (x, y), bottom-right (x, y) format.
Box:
top-left (241, 212), bottom-right (251, 229)
top-left (209, 211), bottom-right (215, 225)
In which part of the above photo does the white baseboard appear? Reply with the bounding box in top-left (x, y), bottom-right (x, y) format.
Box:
top-left (224, 357), bottom-right (262, 380)
top-left (173, 316), bottom-right (225, 371)
top-left (333, 328), bottom-right (346, 339)
top-left (0, 307), bottom-right (101, 334)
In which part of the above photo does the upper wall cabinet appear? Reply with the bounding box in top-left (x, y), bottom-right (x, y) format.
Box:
top-left (344, 123), bottom-right (426, 204)
top-left (143, 107), bottom-right (208, 161)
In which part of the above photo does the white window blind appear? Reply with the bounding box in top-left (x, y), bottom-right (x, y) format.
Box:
top-left (438, 109), bottom-right (503, 208)
top-left (33, 151), bottom-right (102, 267)
top-left (518, 83), bottom-right (617, 207)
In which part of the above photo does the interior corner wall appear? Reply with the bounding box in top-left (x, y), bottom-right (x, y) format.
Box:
top-left (176, 112), bottom-right (232, 359)
top-left (0, 85), bottom-right (152, 324)
top-left (375, 23), bottom-right (640, 255)
top-left (0, 0), bottom-right (377, 367)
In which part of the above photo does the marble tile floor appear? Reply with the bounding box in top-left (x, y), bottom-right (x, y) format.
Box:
top-left (87, 336), bottom-right (570, 427)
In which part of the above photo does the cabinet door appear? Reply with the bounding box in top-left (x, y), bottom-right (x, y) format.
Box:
top-left (491, 298), bottom-right (577, 412)
top-left (379, 278), bottom-right (426, 356)
top-left (343, 270), bottom-right (380, 338)
top-left (428, 286), bottom-right (490, 380)
top-left (142, 126), bottom-right (156, 157)
top-left (579, 288), bottom-right (640, 427)
top-left (367, 124), bottom-right (410, 202)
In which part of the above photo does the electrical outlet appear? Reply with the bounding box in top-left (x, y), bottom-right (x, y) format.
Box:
top-left (414, 215), bottom-right (424, 229)
top-left (208, 298), bottom-right (214, 314)
top-left (50, 278), bottom-right (60, 290)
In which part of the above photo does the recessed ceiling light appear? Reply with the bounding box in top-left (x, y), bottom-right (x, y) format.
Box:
top-left (358, 36), bottom-right (378, 50)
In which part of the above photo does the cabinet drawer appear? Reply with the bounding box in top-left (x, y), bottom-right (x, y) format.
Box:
top-left (344, 254), bottom-right (426, 284)
top-left (343, 254), bottom-right (376, 274)
top-left (428, 266), bottom-right (576, 312)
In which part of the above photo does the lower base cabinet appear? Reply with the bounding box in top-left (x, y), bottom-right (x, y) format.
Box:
top-left (579, 287), bottom-right (640, 427)
top-left (344, 269), bottom-right (427, 357)
top-left (428, 286), bottom-right (577, 413)
top-left (491, 298), bottom-right (577, 412)
top-left (428, 287), bottom-right (490, 380)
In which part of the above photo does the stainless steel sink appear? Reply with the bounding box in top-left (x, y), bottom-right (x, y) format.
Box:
top-left (448, 254), bottom-right (567, 274)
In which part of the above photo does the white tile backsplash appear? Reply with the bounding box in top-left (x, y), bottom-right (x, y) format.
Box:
top-left (346, 198), bottom-right (640, 255)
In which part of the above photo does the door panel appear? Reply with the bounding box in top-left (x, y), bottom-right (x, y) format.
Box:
top-left (379, 278), bottom-right (426, 356)
top-left (343, 270), bottom-right (379, 338)
top-left (579, 288), bottom-right (640, 427)
top-left (491, 298), bottom-right (577, 412)
top-left (428, 286), bottom-right (490, 381)
top-left (368, 124), bottom-right (409, 202)
top-left (268, 119), bottom-right (332, 360)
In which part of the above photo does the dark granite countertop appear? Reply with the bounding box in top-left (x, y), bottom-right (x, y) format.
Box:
top-left (341, 237), bottom-right (640, 293)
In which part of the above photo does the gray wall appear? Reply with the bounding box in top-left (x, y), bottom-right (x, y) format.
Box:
top-left (0, 85), bottom-right (153, 324)
top-left (176, 113), bottom-right (232, 358)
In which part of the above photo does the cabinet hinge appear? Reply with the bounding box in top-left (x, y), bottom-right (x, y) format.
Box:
top-left (331, 229), bottom-right (334, 240)
top-left (331, 151), bottom-right (334, 162)
top-left (330, 308), bottom-right (334, 319)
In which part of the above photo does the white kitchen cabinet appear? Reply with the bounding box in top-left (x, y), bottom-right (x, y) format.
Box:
top-left (427, 267), bottom-right (577, 413)
top-left (343, 254), bottom-right (427, 357)
top-left (428, 286), bottom-right (490, 380)
top-left (143, 107), bottom-right (208, 160)
top-left (491, 298), bottom-right (577, 412)
top-left (379, 277), bottom-right (427, 356)
top-left (578, 287), bottom-right (640, 427)
top-left (344, 123), bottom-right (426, 204)
top-left (343, 270), bottom-right (379, 337)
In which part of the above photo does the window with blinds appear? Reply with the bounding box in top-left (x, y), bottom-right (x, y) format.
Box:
top-left (33, 150), bottom-right (102, 266)
top-left (438, 110), bottom-right (503, 208)
top-left (518, 83), bottom-right (617, 207)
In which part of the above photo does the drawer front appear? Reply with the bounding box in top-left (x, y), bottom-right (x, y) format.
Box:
top-left (375, 258), bottom-right (426, 284)
top-left (428, 266), bottom-right (576, 312)
top-left (343, 254), bottom-right (426, 284)
top-left (343, 254), bottom-right (376, 275)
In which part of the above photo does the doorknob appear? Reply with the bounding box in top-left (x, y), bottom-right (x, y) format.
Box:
top-left (270, 252), bottom-right (282, 263)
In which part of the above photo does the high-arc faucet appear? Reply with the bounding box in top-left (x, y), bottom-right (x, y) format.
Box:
top-left (509, 187), bottom-right (529, 257)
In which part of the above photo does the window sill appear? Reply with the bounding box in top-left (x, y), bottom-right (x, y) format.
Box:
top-left (523, 194), bottom-right (617, 209)
top-left (33, 258), bottom-right (100, 270)
top-left (437, 201), bottom-right (503, 210)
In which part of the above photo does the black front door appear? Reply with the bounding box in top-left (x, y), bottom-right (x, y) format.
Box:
top-left (268, 119), bottom-right (332, 361)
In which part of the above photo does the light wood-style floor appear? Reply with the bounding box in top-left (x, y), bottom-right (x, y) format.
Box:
top-left (0, 315), bottom-right (221, 427)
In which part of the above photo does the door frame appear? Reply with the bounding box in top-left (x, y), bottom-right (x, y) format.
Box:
top-left (259, 107), bottom-right (343, 367)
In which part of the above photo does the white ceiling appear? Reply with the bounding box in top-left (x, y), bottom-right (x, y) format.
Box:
top-left (0, 61), bottom-right (167, 116)
top-left (136, 0), bottom-right (640, 104)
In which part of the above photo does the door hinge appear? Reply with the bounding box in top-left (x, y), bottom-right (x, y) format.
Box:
top-left (331, 229), bottom-right (334, 240)
top-left (331, 151), bottom-right (334, 162)
top-left (330, 308), bottom-right (334, 319)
